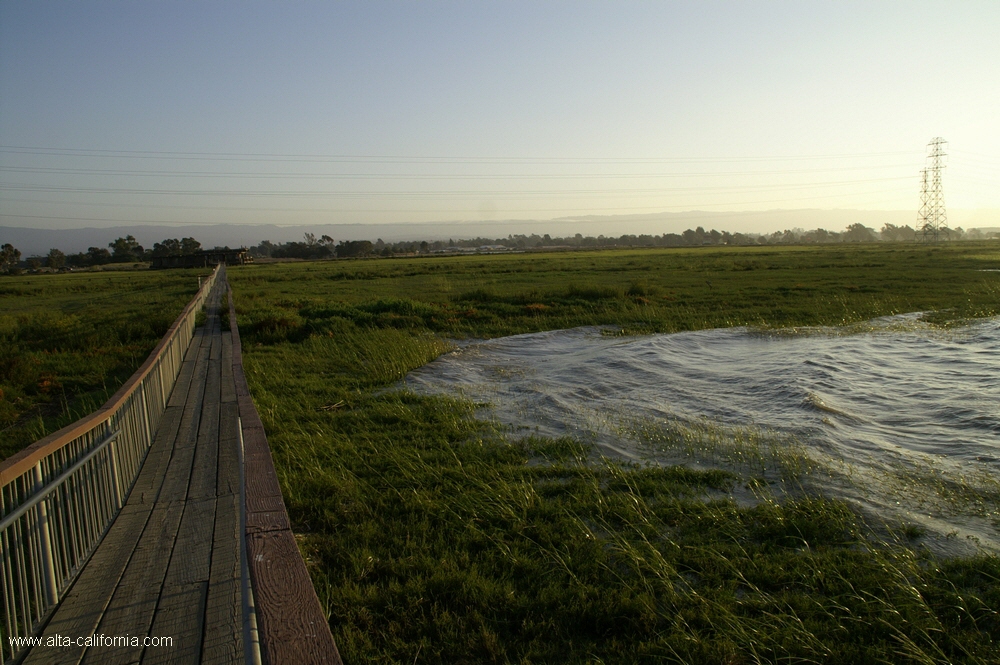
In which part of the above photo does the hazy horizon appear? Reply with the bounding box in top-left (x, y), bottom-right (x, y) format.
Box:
top-left (4, 207), bottom-right (1000, 256)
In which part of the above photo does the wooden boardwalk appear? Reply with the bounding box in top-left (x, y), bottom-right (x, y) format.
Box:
top-left (24, 282), bottom-right (244, 664)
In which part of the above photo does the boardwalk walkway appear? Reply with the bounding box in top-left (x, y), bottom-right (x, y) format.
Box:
top-left (25, 281), bottom-right (244, 664)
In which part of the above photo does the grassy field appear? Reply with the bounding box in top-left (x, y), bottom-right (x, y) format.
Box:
top-left (0, 269), bottom-right (209, 461)
top-left (232, 242), bottom-right (994, 663)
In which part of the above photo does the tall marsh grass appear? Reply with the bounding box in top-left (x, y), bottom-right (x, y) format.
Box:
top-left (228, 244), bottom-right (1000, 663)
top-left (0, 269), bottom-right (209, 459)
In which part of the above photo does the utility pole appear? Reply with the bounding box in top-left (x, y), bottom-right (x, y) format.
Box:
top-left (917, 138), bottom-right (949, 242)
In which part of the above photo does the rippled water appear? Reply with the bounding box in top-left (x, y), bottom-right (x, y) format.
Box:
top-left (404, 314), bottom-right (1000, 553)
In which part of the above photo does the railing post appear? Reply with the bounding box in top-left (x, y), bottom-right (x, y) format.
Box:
top-left (32, 463), bottom-right (59, 606)
top-left (107, 431), bottom-right (123, 513)
top-left (138, 388), bottom-right (153, 449)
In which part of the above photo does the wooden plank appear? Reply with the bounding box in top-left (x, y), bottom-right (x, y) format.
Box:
top-left (245, 494), bottom-right (291, 534)
top-left (216, 403), bottom-right (241, 498)
top-left (124, 406), bottom-right (181, 505)
top-left (164, 497), bottom-right (216, 586)
top-left (173, 343), bottom-right (211, 449)
top-left (188, 359), bottom-right (221, 501)
top-left (157, 353), bottom-right (209, 500)
top-left (167, 322), bottom-right (211, 409)
top-left (201, 493), bottom-right (242, 665)
top-left (166, 329), bottom-right (206, 409)
top-left (104, 504), bottom-right (215, 662)
top-left (80, 500), bottom-right (186, 665)
top-left (247, 531), bottom-right (343, 665)
top-left (142, 581), bottom-right (208, 665)
top-left (244, 457), bottom-right (283, 502)
top-left (220, 332), bottom-right (236, 404)
top-left (209, 324), bottom-right (223, 361)
top-left (156, 439), bottom-right (196, 505)
top-left (130, 316), bottom-right (212, 504)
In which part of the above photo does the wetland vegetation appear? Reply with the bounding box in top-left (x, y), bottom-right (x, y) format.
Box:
top-left (227, 243), bottom-right (1000, 664)
top-left (0, 269), bottom-right (208, 460)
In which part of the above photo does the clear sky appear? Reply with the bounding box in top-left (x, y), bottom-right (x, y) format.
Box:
top-left (1, 1), bottom-right (998, 233)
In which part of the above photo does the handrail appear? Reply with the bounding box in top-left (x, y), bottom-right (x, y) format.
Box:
top-left (0, 265), bottom-right (221, 664)
top-left (0, 431), bottom-right (121, 534)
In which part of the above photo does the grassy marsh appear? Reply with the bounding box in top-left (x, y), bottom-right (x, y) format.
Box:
top-left (228, 243), bottom-right (1000, 663)
top-left (0, 269), bottom-right (208, 460)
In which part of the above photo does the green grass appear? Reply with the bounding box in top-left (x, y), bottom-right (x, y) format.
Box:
top-left (229, 243), bottom-right (999, 663)
top-left (0, 269), bottom-right (209, 460)
top-left (232, 243), bottom-right (999, 340)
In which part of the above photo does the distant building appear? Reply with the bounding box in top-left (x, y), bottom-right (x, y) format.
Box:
top-left (150, 248), bottom-right (252, 270)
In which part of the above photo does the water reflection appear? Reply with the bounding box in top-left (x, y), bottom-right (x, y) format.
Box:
top-left (405, 314), bottom-right (1000, 553)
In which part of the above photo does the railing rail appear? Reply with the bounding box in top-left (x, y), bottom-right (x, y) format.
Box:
top-left (0, 266), bottom-right (221, 664)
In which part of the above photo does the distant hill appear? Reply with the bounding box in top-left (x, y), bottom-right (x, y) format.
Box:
top-left (3, 209), bottom-right (998, 256)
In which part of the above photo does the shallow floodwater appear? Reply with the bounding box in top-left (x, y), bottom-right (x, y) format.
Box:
top-left (404, 314), bottom-right (1000, 553)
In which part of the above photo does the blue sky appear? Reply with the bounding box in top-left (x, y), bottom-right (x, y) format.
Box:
top-left (1, 1), bottom-right (998, 232)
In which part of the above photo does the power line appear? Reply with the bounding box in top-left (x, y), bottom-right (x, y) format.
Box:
top-left (0, 145), bottom-right (922, 164)
top-left (0, 176), bottom-right (916, 198)
top-left (0, 188), bottom-right (925, 225)
top-left (0, 165), bottom-right (918, 180)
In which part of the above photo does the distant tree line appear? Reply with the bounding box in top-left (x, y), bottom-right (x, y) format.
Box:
top-left (1, 236), bottom-right (207, 274)
top-left (246, 223), bottom-right (996, 261)
top-left (2, 223), bottom-right (997, 275)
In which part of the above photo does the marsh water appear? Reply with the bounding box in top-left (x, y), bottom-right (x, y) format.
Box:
top-left (404, 314), bottom-right (1000, 553)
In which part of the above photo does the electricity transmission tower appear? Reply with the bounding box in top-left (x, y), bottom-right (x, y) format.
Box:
top-left (917, 137), bottom-right (949, 242)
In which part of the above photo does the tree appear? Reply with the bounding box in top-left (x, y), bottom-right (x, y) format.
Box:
top-left (66, 252), bottom-right (89, 267)
top-left (180, 237), bottom-right (201, 255)
top-left (87, 246), bottom-right (112, 265)
top-left (0, 243), bottom-right (21, 272)
top-left (27, 257), bottom-right (42, 271)
top-left (250, 240), bottom-right (276, 258)
top-left (880, 223), bottom-right (915, 242)
top-left (152, 238), bottom-right (182, 256)
top-left (46, 248), bottom-right (66, 269)
top-left (109, 235), bottom-right (144, 262)
top-left (335, 240), bottom-right (374, 258)
top-left (843, 223), bottom-right (877, 243)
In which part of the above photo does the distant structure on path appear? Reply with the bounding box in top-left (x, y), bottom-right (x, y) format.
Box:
top-left (917, 138), bottom-right (949, 242)
top-left (150, 247), bottom-right (252, 269)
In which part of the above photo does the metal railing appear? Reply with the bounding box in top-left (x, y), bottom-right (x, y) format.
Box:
top-left (0, 266), bottom-right (220, 663)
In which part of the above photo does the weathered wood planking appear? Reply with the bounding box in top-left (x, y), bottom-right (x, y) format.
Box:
top-left (216, 403), bottom-right (242, 499)
top-left (219, 333), bottom-right (236, 404)
top-left (188, 359), bottom-right (221, 501)
top-left (81, 500), bottom-right (187, 665)
top-left (143, 581), bottom-right (208, 665)
top-left (247, 531), bottom-right (342, 665)
top-left (201, 493), bottom-right (242, 665)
